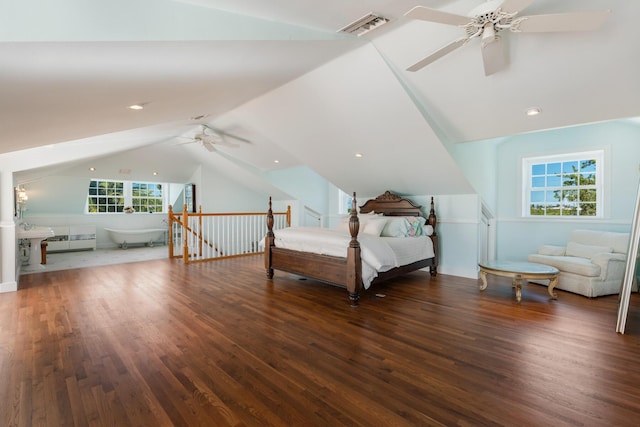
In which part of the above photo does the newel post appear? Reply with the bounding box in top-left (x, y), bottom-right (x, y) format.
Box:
top-left (182, 203), bottom-right (189, 264)
top-left (168, 205), bottom-right (174, 258)
top-left (286, 205), bottom-right (291, 227)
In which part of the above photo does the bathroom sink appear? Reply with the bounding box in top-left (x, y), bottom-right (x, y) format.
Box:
top-left (17, 226), bottom-right (55, 239)
top-left (17, 226), bottom-right (55, 270)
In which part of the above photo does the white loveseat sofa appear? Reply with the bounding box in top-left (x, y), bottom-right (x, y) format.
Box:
top-left (527, 229), bottom-right (631, 297)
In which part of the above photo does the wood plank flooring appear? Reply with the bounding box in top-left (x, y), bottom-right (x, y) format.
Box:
top-left (2, 255), bottom-right (640, 426)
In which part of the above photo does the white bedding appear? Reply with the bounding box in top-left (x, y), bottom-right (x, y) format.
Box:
top-left (273, 227), bottom-right (435, 288)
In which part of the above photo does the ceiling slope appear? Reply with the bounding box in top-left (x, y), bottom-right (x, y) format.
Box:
top-left (222, 43), bottom-right (474, 196)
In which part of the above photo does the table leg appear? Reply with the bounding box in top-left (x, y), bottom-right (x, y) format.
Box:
top-left (514, 275), bottom-right (523, 303)
top-left (479, 270), bottom-right (488, 291)
top-left (548, 276), bottom-right (559, 300)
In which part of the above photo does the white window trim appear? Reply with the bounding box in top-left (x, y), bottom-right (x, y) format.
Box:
top-left (522, 150), bottom-right (604, 219)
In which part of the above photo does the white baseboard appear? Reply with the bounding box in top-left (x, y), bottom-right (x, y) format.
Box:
top-left (437, 266), bottom-right (479, 280)
top-left (0, 281), bottom-right (18, 293)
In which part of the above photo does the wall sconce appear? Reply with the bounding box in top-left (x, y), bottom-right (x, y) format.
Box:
top-left (17, 188), bottom-right (28, 203)
top-left (16, 186), bottom-right (28, 219)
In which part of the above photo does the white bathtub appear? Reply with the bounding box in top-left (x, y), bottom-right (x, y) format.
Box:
top-left (104, 228), bottom-right (166, 249)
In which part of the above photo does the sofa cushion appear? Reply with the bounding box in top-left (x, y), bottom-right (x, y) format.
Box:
top-left (537, 245), bottom-right (566, 256)
top-left (565, 242), bottom-right (613, 259)
top-left (568, 230), bottom-right (629, 254)
top-left (528, 254), bottom-right (601, 277)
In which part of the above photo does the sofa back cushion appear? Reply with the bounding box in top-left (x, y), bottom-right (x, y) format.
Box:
top-left (568, 230), bottom-right (629, 254)
top-left (565, 241), bottom-right (613, 259)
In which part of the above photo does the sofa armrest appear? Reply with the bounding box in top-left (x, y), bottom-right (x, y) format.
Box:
top-left (590, 252), bottom-right (626, 280)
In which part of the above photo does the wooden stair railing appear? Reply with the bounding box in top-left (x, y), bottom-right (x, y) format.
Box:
top-left (168, 204), bottom-right (291, 264)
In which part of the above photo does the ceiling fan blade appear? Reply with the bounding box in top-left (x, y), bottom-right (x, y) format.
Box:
top-left (500, 0), bottom-right (535, 14)
top-left (407, 38), bottom-right (468, 72)
top-left (404, 6), bottom-right (470, 26)
top-left (481, 35), bottom-right (507, 76)
top-left (513, 11), bottom-right (610, 33)
top-left (219, 131), bottom-right (251, 144)
top-left (202, 141), bottom-right (217, 152)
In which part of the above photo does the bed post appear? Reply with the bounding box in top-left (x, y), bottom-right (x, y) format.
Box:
top-left (428, 196), bottom-right (438, 277)
top-left (346, 192), bottom-right (363, 307)
top-left (265, 197), bottom-right (274, 279)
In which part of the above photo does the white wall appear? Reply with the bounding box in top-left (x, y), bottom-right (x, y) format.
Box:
top-left (413, 194), bottom-right (481, 279)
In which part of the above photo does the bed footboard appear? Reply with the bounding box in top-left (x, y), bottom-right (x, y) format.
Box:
top-left (265, 193), bottom-right (363, 306)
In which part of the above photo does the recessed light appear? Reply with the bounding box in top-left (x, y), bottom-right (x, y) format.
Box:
top-left (355, 153), bottom-right (363, 158)
top-left (152, 171), bottom-right (158, 176)
top-left (128, 104), bottom-right (145, 110)
top-left (273, 160), bottom-right (280, 164)
top-left (526, 107), bottom-right (542, 116)
top-left (89, 167), bottom-right (96, 172)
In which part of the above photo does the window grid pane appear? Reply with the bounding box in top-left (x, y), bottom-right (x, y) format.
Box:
top-left (87, 180), bottom-right (124, 213)
top-left (526, 156), bottom-right (599, 217)
top-left (132, 182), bottom-right (163, 213)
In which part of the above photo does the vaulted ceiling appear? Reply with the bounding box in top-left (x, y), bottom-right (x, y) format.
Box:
top-left (3, 0), bottom-right (639, 197)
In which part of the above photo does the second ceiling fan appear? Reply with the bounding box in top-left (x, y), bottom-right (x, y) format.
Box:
top-left (180, 125), bottom-right (251, 152)
top-left (405, 0), bottom-right (610, 76)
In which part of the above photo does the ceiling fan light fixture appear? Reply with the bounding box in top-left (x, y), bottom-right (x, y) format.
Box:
top-left (481, 23), bottom-right (499, 46)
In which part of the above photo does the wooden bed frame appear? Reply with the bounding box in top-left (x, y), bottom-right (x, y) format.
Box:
top-left (265, 191), bottom-right (438, 306)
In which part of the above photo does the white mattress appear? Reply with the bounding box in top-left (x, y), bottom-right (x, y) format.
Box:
top-left (273, 227), bottom-right (434, 288)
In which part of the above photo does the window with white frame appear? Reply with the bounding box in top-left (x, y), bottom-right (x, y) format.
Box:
top-left (131, 182), bottom-right (164, 213)
top-left (523, 150), bottom-right (603, 217)
top-left (87, 180), bottom-right (165, 213)
top-left (88, 180), bottom-right (124, 213)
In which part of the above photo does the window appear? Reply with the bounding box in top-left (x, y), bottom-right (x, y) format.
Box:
top-left (339, 189), bottom-right (354, 214)
top-left (132, 182), bottom-right (163, 213)
top-left (88, 180), bottom-right (124, 213)
top-left (523, 150), bottom-right (603, 218)
top-left (87, 180), bottom-right (165, 213)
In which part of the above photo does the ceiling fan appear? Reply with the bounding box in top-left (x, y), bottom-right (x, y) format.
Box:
top-left (179, 125), bottom-right (251, 152)
top-left (404, 0), bottom-right (610, 76)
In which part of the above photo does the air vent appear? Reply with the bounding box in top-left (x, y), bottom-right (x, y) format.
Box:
top-left (338, 13), bottom-right (390, 36)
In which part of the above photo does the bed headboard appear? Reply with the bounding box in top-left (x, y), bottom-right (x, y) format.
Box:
top-left (359, 191), bottom-right (421, 216)
top-left (359, 191), bottom-right (436, 229)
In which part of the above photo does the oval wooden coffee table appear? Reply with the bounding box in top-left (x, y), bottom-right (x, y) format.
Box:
top-left (479, 261), bottom-right (559, 302)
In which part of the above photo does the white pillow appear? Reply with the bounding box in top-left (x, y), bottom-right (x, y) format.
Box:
top-left (335, 218), bottom-right (350, 233)
top-left (422, 224), bottom-right (434, 236)
top-left (565, 241), bottom-right (613, 259)
top-left (361, 217), bottom-right (388, 236)
top-left (336, 216), bottom-right (386, 235)
top-left (381, 217), bottom-right (409, 237)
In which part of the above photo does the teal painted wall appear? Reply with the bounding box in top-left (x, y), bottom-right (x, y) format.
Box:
top-left (456, 120), bottom-right (640, 262)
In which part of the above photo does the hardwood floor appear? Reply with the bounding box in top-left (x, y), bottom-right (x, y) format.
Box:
top-left (2, 255), bottom-right (640, 426)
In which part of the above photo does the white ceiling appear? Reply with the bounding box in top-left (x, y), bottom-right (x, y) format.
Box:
top-left (3, 0), bottom-right (639, 196)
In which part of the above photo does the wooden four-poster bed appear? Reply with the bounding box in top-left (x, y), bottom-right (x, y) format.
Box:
top-left (265, 191), bottom-right (438, 306)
